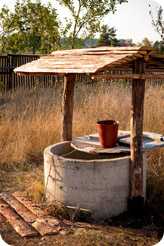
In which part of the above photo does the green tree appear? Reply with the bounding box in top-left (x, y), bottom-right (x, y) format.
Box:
top-left (153, 40), bottom-right (164, 53)
top-left (0, 0), bottom-right (60, 54)
top-left (149, 4), bottom-right (164, 53)
top-left (139, 37), bottom-right (153, 48)
top-left (149, 4), bottom-right (164, 41)
top-left (98, 25), bottom-right (117, 46)
top-left (59, 0), bottom-right (127, 48)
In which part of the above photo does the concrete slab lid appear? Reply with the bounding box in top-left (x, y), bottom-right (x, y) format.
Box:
top-left (71, 130), bottom-right (164, 153)
top-left (118, 131), bottom-right (164, 150)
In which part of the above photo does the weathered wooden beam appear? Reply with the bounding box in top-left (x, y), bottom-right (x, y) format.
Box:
top-left (0, 198), bottom-right (38, 237)
top-left (91, 73), bottom-right (164, 80)
top-left (61, 74), bottom-right (76, 141)
top-left (129, 59), bottom-right (145, 213)
top-left (0, 193), bottom-right (37, 223)
top-left (12, 192), bottom-right (46, 218)
top-left (32, 217), bottom-right (61, 236)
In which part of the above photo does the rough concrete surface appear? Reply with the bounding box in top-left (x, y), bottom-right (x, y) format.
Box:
top-left (44, 142), bottom-right (147, 219)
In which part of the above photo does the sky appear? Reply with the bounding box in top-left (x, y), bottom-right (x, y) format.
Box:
top-left (0, 0), bottom-right (163, 43)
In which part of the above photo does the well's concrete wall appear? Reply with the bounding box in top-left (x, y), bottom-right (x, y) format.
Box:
top-left (44, 142), bottom-right (147, 219)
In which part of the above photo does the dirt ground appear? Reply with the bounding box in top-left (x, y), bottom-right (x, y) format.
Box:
top-left (0, 222), bottom-right (158, 246)
top-left (0, 162), bottom-right (161, 246)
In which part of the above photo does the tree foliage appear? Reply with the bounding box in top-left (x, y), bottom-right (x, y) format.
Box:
top-left (0, 0), bottom-right (60, 54)
top-left (149, 5), bottom-right (164, 41)
top-left (149, 5), bottom-right (164, 53)
top-left (98, 25), bottom-right (117, 46)
top-left (153, 40), bottom-right (164, 53)
top-left (139, 37), bottom-right (153, 48)
top-left (59, 0), bottom-right (127, 48)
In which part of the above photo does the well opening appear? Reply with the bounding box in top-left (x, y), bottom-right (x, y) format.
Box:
top-left (60, 147), bottom-right (129, 160)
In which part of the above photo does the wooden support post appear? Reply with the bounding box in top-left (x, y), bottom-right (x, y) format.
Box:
top-left (129, 59), bottom-right (145, 215)
top-left (61, 74), bottom-right (75, 141)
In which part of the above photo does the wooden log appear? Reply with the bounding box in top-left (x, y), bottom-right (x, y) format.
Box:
top-left (0, 199), bottom-right (38, 237)
top-left (0, 193), bottom-right (37, 223)
top-left (129, 59), bottom-right (145, 203)
top-left (61, 74), bottom-right (76, 141)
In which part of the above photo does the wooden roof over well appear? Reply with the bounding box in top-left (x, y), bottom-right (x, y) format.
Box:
top-left (13, 46), bottom-right (164, 201)
top-left (14, 46), bottom-right (154, 75)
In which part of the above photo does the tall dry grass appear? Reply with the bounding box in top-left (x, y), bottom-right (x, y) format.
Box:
top-left (0, 81), bottom-right (164, 211)
top-left (0, 82), bottom-right (163, 165)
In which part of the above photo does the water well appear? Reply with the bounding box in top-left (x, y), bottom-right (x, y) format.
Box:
top-left (14, 46), bottom-right (164, 219)
top-left (44, 132), bottom-right (164, 219)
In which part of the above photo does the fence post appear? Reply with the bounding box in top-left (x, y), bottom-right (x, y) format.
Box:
top-left (6, 54), bottom-right (13, 90)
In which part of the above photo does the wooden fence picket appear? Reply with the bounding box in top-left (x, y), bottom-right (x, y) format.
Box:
top-left (0, 54), bottom-right (57, 91)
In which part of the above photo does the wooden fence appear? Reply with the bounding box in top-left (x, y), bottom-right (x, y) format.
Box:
top-left (0, 54), bottom-right (59, 91)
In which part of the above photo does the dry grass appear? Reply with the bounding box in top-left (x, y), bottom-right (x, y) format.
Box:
top-left (0, 81), bottom-right (164, 246)
top-left (0, 82), bottom-right (164, 208)
top-left (0, 82), bottom-right (163, 164)
top-left (0, 87), bottom-right (62, 164)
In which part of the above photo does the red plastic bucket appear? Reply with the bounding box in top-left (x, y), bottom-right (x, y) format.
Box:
top-left (96, 120), bottom-right (119, 148)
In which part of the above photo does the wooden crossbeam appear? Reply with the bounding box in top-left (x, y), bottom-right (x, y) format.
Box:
top-left (91, 73), bottom-right (164, 80)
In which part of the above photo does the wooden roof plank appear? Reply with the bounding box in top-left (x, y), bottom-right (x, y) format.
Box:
top-left (13, 46), bottom-right (159, 76)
